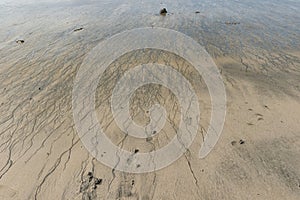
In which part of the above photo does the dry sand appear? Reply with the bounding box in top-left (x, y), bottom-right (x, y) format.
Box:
top-left (0, 0), bottom-right (300, 199)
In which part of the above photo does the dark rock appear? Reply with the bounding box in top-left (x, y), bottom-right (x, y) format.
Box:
top-left (239, 139), bottom-right (245, 145)
top-left (195, 11), bottom-right (200, 14)
top-left (134, 149), bottom-right (139, 154)
top-left (160, 8), bottom-right (167, 16)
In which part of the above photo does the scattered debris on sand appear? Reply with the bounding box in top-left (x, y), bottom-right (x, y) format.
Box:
top-left (160, 8), bottom-right (168, 16)
top-left (95, 178), bottom-right (103, 185)
top-left (16, 39), bottom-right (24, 44)
top-left (231, 139), bottom-right (246, 145)
top-left (74, 27), bottom-right (84, 32)
top-left (225, 22), bottom-right (240, 25)
top-left (80, 171), bottom-right (103, 199)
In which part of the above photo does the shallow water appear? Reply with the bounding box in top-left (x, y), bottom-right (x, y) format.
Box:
top-left (1, 0), bottom-right (299, 72)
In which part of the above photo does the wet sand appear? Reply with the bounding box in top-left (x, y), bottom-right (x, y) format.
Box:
top-left (0, 0), bottom-right (300, 199)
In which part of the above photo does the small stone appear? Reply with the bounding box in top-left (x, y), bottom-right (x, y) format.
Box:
top-left (146, 137), bottom-right (153, 142)
top-left (231, 141), bottom-right (237, 146)
top-left (160, 8), bottom-right (167, 15)
top-left (16, 40), bottom-right (25, 44)
top-left (239, 139), bottom-right (245, 145)
top-left (152, 130), bottom-right (157, 135)
top-left (134, 149), bottom-right (139, 154)
top-left (87, 172), bottom-right (93, 177)
top-left (195, 11), bottom-right (200, 14)
top-left (136, 164), bottom-right (141, 168)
